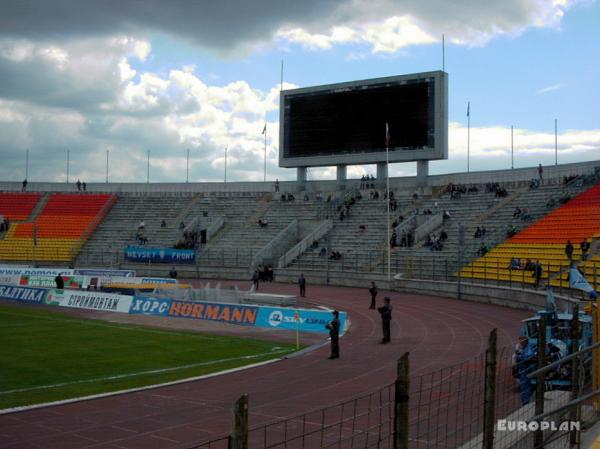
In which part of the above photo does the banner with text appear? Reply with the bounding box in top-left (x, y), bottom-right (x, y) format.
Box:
top-left (0, 284), bottom-right (47, 303)
top-left (45, 290), bottom-right (132, 313)
top-left (124, 246), bottom-right (196, 264)
top-left (74, 269), bottom-right (136, 277)
top-left (0, 267), bottom-right (74, 277)
top-left (256, 307), bottom-right (347, 335)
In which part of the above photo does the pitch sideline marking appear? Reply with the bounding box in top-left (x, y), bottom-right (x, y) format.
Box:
top-left (0, 348), bottom-right (289, 396)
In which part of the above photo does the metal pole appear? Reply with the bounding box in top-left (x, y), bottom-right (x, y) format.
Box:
top-left (467, 102), bottom-right (470, 172)
top-left (280, 60), bottom-right (284, 92)
top-left (25, 148), bottom-right (29, 180)
top-left (224, 145), bottom-right (228, 183)
top-left (186, 148), bottom-right (190, 183)
top-left (66, 149), bottom-right (70, 183)
top-left (570, 304), bottom-right (581, 446)
top-left (386, 124), bottom-right (391, 282)
top-left (534, 316), bottom-right (547, 449)
top-left (511, 125), bottom-right (514, 169)
top-left (106, 149), bottom-right (109, 183)
top-left (264, 126), bottom-right (267, 183)
top-left (146, 149), bottom-right (150, 183)
top-left (555, 119), bottom-right (558, 166)
top-left (442, 34), bottom-right (445, 72)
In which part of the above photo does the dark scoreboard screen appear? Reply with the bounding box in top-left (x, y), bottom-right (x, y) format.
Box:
top-left (282, 79), bottom-right (434, 158)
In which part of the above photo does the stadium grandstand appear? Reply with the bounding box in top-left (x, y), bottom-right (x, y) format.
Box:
top-left (0, 160), bottom-right (598, 297)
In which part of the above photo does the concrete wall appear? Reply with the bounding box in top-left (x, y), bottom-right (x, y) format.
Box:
top-left (3, 159), bottom-right (598, 194)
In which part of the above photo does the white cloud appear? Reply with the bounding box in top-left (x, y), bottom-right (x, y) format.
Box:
top-left (537, 84), bottom-right (563, 94)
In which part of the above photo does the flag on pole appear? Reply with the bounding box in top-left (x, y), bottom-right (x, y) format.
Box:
top-left (385, 123), bottom-right (390, 148)
top-left (262, 123), bottom-right (267, 135)
top-left (569, 267), bottom-right (599, 299)
top-left (467, 102), bottom-right (470, 117)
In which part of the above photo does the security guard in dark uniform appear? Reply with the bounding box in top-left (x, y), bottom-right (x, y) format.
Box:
top-left (326, 310), bottom-right (340, 359)
top-left (378, 297), bottom-right (392, 343)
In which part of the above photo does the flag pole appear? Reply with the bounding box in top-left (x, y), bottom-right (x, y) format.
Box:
top-left (263, 124), bottom-right (267, 183)
top-left (224, 145), bottom-right (228, 183)
top-left (280, 60), bottom-right (284, 92)
top-left (66, 149), bottom-right (70, 184)
top-left (555, 119), bottom-right (558, 165)
top-left (467, 102), bottom-right (470, 172)
top-left (511, 125), bottom-right (514, 169)
top-left (186, 148), bottom-right (190, 183)
top-left (106, 149), bottom-right (109, 183)
top-left (442, 34), bottom-right (445, 72)
top-left (386, 123), bottom-right (391, 282)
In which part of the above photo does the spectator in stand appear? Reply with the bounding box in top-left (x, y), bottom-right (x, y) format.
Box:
top-left (439, 230), bottom-right (448, 241)
top-left (22, 179), bottom-right (27, 191)
top-left (360, 175), bottom-right (366, 190)
top-left (509, 258), bottom-right (522, 270)
top-left (513, 207), bottom-right (522, 218)
top-left (581, 240), bottom-right (591, 260)
top-left (565, 240), bottom-right (574, 261)
top-left (524, 259), bottom-right (535, 271)
top-left (252, 270), bottom-right (260, 290)
top-left (538, 164), bottom-right (544, 184)
top-left (442, 210), bottom-right (451, 221)
top-left (390, 231), bottom-right (397, 248)
top-left (169, 267), bottom-right (178, 279)
top-left (319, 247), bottom-right (327, 257)
top-left (533, 261), bottom-right (543, 289)
top-left (161, 219), bottom-right (167, 228)
top-left (507, 224), bottom-right (517, 237)
top-left (138, 220), bottom-right (145, 230)
top-left (477, 242), bottom-right (489, 256)
top-left (179, 221), bottom-right (185, 230)
top-left (76, 179), bottom-right (81, 191)
top-left (474, 226), bottom-right (482, 238)
top-left (82, 182), bottom-right (87, 191)
top-left (304, 193), bottom-right (309, 201)
top-left (275, 179), bottom-right (279, 192)
top-left (400, 232), bottom-right (408, 247)
top-left (258, 219), bottom-right (268, 228)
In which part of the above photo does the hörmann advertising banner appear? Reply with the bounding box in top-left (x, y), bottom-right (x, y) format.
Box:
top-left (256, 307), bottom-right (347, 334)
top-left (45, 290), bottom-right (132, 313)
top-left (0, 285), bottom-right (47, 303)
top-left (124, 246), bottom-right (196, 264)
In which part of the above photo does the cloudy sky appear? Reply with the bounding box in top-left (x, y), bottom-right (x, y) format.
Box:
top-left (0, 0), bottom-right (598, 183)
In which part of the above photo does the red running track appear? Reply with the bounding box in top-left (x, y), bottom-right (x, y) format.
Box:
top-left (0, 282), bottom-right (529, 449)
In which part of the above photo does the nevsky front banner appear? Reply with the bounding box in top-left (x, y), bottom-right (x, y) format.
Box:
top-left (124, 246), bottom-right (196, 264)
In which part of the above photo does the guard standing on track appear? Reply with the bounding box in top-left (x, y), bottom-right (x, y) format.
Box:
top-left (325, 310), bottom-right (340, 359)
top-left (369, 281), bottom-right (378, 309)
top-left (298, 273), bottom-right (306, 298)
top-left (378, 297), bottom-right (392, 344)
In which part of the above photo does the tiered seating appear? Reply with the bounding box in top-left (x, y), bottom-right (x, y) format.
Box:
top-left (460, 183), bottom-right (600, 285)
top-left (0, 193), bottom-right (40, 221)
top-left (0, 194), bottom-right (115, 261)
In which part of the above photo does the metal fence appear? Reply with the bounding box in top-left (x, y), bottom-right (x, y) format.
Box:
top-left (185, 322), bottom-right (600, 449)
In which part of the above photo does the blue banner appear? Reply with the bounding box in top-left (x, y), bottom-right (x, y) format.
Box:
top-left (74, 269), bottom-right (136, 277)
top-left (124, 246), bottom-right (196, 264)
top-left (0, 284), bottom-right (47, 303)
top-left (141, 277), bottom-right (177, 284)
top-left (256, 307), bottom-right (347, 334)
top-left (129, 297), bottom-right (172, 316)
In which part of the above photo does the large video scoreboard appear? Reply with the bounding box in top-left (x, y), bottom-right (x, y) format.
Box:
top-left (279, 71), bottom-right (447, 168)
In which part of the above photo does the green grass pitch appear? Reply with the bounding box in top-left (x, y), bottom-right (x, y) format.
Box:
top-left (0, 303), bottom-right (297, 409)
